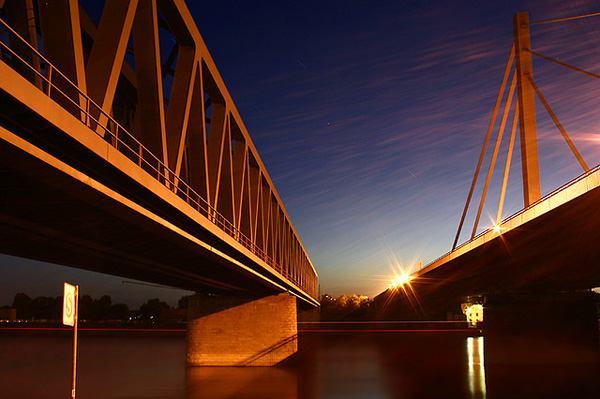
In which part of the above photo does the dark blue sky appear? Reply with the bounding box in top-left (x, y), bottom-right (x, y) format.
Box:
top-left (191, 0), bottom-right (600, 295)
top-left (1, 0), bottom-right (600, 306)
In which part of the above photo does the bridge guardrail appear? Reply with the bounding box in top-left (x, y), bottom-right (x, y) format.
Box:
top-left (0, 17), bottom-right (317, 300)
top-left (426, 162), bottom-right (600, 272)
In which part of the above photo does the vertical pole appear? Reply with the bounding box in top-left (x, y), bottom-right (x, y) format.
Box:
top-left (513, 12), bottom-right (541, 206)
top-left (71, 285), bottom-right (78, 399)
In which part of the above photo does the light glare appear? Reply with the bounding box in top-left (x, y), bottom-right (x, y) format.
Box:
top-left (463, 304), bottom-right (484, 326)
top-left (389, 273), bottom-right (413, 289)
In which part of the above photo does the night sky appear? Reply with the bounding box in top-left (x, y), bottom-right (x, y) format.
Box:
top-left (2, 0), bottom-right (600, 307)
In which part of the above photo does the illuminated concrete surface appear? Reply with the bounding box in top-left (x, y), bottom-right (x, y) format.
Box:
top-left (186, 293), bottom-right (297, 366)
top-left (413, 166), bottom-right (600, 301)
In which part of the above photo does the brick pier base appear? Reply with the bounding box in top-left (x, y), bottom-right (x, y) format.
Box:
top-left (186, 293), bottom-right (297, 366)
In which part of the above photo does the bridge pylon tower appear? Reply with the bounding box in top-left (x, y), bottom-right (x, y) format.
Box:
top-left (513, 11), bottom-right (541, 207)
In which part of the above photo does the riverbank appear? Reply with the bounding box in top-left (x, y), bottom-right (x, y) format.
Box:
top-left (0, 321), bottom-right (186, 337)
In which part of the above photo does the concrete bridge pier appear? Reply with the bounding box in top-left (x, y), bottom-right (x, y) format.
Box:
top-left (186, 292), bottom-right (298, 366)
top-left (482, 291), bottom-right (599, 364)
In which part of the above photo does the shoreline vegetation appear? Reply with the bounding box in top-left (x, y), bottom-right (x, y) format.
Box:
top-left (2, 292), bottom-right (375, 323)
top-left (0, 292), bottom-right (477, 334)
top-left (1, 291), bottom-right (478, 329)
top-left (1, 292), bottom-right (188, 323)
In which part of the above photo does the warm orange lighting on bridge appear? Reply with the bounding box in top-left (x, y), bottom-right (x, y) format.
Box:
top-left (493, 224), bottom-right (502, 234)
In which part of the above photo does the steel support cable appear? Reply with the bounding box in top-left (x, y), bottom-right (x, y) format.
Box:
top-left (529, 12), bottom-right (600, 26)
top-left (527, 49), bottom-right (600, 80)
top-left (497, 105), bottom-right (519, 225)
top-left (452, 45), bottom-right (515, 251)
top-left (526, 74), bottom-right (590, 172)
top-left (471, 72), bottom-right (518, 239)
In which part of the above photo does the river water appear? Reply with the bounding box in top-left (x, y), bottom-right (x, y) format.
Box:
top-left (1, 328), bottom-right (599, 398)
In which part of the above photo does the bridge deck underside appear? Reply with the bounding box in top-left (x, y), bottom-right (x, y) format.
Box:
top-left (0, 87), bottom-right (306, 301)
top-left (413, 186), bottom-right (600, 302)
top-left (0, 0), bottom-right (317, 307)
top-left (0, 135), bottom-right (282, 296)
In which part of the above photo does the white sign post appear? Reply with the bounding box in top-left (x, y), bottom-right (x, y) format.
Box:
top-left (63, 283), bottom-right (79, 399)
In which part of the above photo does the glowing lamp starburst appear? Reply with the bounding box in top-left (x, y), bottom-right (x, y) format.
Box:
top-left (389, 273), bottom-right (413, 290)
top-left (462, 304), bottom-right (484, 326)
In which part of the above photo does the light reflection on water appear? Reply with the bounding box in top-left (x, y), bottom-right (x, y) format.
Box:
top-left (466, 337), bottom-right (486, 399)
top-left (311, 341), bottom-right (387, 399)
top-left (1, 331), bottom-right (599, 398)
top-left (186, 367), bottom-right (297, 399)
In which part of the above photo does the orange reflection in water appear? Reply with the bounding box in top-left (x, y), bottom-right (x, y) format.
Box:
top-left (466, 336), bottom-right (487, 399)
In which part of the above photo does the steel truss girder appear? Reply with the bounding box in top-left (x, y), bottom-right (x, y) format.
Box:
top-left (0, 0), bottom-right (318, 300)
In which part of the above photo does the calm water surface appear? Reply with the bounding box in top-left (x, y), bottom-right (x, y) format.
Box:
top-left (1, 329), bottom-right (599, 398)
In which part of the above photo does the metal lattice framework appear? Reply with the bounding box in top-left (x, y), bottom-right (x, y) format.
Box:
top-left (0, 0), bottom-right (318, 300)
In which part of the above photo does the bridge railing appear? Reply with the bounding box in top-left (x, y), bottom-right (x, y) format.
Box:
top-left (0, 17), bottom-right (317, 300)
top-left (427, 163), bottom-right (600, 270)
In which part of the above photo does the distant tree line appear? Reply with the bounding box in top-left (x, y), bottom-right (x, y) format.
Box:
top-left (7, 293), bottom-right (191, 322)
top-left (5, 292), bottom-right (378, 322)
top-left (320, 293), bottom-right (371, 321)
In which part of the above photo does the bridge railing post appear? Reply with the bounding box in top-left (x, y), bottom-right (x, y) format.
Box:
top-left (46, 64), bottom-right (53, 97)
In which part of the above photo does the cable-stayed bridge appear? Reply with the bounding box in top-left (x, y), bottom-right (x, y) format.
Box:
top-left (407, 11), bottom-right (600, 304)
top-left (380, 11), bottom-right (600, 362)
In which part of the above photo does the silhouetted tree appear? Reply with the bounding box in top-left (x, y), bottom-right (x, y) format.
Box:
top-left (320, 293), bottom-right (370, 321)
top-left (78, 294), bottom-right (94, 320)
top-left (177, 295), bottom-right (190, 309)
top-left (139, 298), bottom-right (170, 320)
top-left (108, 303), bottom-right (130, 321)
top-left (12, 294), bottom-right (61, 320)
top-left (12, 293), bottom-right (33, 319)
top-left (94, 295), bottom-right (112, 320)
top-left (9, 292), bottom-right (181, 322)
top-left (79, 295), bottom-right (125, 321)
top-left (31, 296), bottom-right (61, 320)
